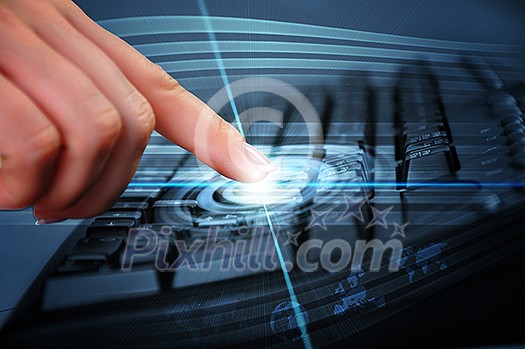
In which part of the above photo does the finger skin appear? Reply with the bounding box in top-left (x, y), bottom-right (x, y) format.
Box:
top-left (1, 0), bottom-right (271, 221)
top-left (57, 1), bottom-right (270, 182)
top-left (0, 5), bottom-right (121, 210)
top-left (8, 1), bottom-right (155, 218)
top-left (0, 73), bottom-right (61, 209)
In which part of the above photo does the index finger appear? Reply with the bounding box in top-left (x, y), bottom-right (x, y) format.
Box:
top-left (57, 1), bottom-right (273, 182)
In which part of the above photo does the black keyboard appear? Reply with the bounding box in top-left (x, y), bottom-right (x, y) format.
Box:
top-left (2, 58), bottom-right (525, 348)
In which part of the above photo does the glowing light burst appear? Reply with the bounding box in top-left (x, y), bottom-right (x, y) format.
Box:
top-left (221, 158), bottom-right (314, 347)
top-left (196, 2), bottom-right (313, 346)
top-left (222, 163), bottom-right (305, 205)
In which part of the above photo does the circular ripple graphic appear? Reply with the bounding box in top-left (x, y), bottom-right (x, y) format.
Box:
top-left (154, 145), bottom-right (371, 230)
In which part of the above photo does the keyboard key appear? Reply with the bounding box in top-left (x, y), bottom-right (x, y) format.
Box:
top-left (486, 91), bottom-right (520, 117)
top-left (500, 114), bottom-right (523, 127)
top-left (512, 154), bottom-right (525, 169)
top-left (494, 105), bottom-right (523, 121)
top-left (503, 122), bottom-right (525, 136)
top-left (110, 201), bottom-right (148, 212)
top-left (153, 200), bottom-right (198, 208)
top-left (120, 188), bottom-right (162, 200)
top-left (398, 144), bottom-right (460, 188)
top-left (87, 219), bottom-right (136, 239)
top-left (56, 260), bottom-right (99, 273)
top-left (130, 175), bottom-right (170, 183)
top-left (134, 168), bottom-right (174, 177)
top-left (95, 211), bottom-right (142, 225)
top-left (119, 235), bottom-right (158, 266)
top-left (196, 214), bottom-right (246, 228)
top-left (507, 130), bottom-right (525, 144)
top-left (394, 65), bottom-right (455, 163)
top-left (399, 185), bottom-right (489, 228)
top-left (510, 141), bottom-right (525, 155)
top-left (66, 237), bottom-right (123, 263)
top-left (405, 130), bottom-right (448, 147)
top-left (405, 136), bottom-right (450, 154)
top-left (42, 267), bottom-right (159, 311)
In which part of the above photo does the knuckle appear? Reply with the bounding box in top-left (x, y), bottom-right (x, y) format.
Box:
top-left (215, 116), bottom-right (232, 135)
top-left (76, 107), bottom-right (122, 153)
top-left (126, 93), bottom-right (155, 145)
top-left (93, 107), bottom-right (123, 140)
top-left (129, 93), bottom-right (155, 132)
top-left (151, 63), bottom-right (181, 92)
top-left (22, 123), bottom-right (61, 165)
top-left (3, 124), bottom-right (61, 208)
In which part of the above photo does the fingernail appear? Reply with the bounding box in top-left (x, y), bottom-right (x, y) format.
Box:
top-left (243, 142), bottom-right (276, 173)
top-left (35, 218), bottom-right (65, 226)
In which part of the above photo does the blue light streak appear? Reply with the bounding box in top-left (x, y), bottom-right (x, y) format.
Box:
top-left (196, 2), bottom-right (311, 345)
top-left (261, 198), bottom-right (314, 349)
top-left (197, 0), bottom-right (244, 137)
top-left (128, 181), bottom-right (525, 188)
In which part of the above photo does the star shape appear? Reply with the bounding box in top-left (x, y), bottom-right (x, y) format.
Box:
top-left (305, 208), bottom-right (332, 231)
top-left (366, 205), bottom-right (393, 229)
top-left (337, 194), bottom-right (367, 223)
top-left (390, 222), bottom-right (409, 238)
top-left (284, 230), bottom-right (302, 246)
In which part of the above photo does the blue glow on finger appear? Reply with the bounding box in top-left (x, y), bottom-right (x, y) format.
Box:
top-left (197, 0), bottom-right (245, 137)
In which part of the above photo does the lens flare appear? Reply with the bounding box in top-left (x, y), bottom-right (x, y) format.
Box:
top-left (222, 159), bottom-right (305, 205)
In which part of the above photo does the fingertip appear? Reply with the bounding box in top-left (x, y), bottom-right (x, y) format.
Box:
top-left (211, 141), bottom-right (275, 183)
top-left (231, 165), bottom-right (272, 183)
top-left (242, 142), bottom-right (276, 173)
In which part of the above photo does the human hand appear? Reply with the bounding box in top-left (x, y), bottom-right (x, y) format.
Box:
top-left (0, 0), bottom-right (274, 223)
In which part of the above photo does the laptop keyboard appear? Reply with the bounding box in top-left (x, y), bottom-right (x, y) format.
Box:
top-left (4, 57), bottom-right (525, 347)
